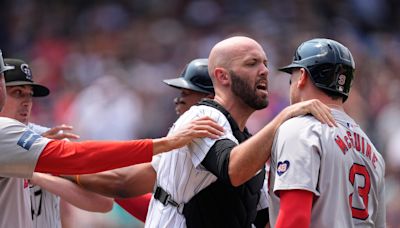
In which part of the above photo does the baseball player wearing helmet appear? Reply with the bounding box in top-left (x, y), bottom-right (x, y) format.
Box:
top-left (268, 38), bottom-right (386, 227)
top-left (0, 51), bottom-right (223, 228)
top-left (164, 58), bottom-right (214, 115)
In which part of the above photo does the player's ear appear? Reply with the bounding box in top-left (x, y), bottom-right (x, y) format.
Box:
top-left (214, 68), bottom-right (229, 86)
top-left (297, 68), bottom-right (308, 88)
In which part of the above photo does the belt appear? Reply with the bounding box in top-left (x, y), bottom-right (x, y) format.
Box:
top-left (153, 186), bottom-right (184, 214)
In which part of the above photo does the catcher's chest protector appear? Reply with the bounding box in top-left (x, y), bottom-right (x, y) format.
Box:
top-left (183, 99), bottom-right (266, 228)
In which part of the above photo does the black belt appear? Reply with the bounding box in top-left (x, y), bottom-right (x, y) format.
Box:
top-left (153, 186), bottom-right (184, 214)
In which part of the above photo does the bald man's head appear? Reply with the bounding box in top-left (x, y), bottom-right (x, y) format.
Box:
top-left (208, 36), bottom-right (265, 78)
top-left (207, 36), bottom-right (269, 111)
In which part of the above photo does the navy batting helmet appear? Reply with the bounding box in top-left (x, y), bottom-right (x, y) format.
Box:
top-left (163, 58), bottom-right (214, 94)
top-left (279, 38), bottom-right (355, 101)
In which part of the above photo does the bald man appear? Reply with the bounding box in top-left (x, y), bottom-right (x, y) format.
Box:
top-left (144, 36), bottom-right (336, 228)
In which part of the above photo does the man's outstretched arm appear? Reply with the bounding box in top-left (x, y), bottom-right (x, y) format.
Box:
top-left (35, 116), bottom-right (223, 175)
top-left (63, 163), bottom-right (154, 222)
top-left (30, 172), bottom-right (114, 212)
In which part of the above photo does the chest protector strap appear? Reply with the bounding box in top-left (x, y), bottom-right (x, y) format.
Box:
top-left (181, 99), bottom-right (266, 228)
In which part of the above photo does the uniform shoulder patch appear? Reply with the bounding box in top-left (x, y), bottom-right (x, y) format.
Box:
top-left (17, 130), bottom-right (41, 150)
top-left (277, 160), bottom-right (290, 176)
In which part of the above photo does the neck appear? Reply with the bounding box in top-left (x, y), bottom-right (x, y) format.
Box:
top-left (326, 103), bottom-right (344, 111)
top-left (303, 87), bottom-right (344, 111)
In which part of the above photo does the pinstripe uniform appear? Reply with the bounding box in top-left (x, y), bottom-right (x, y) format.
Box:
top-left (0, 117), bottom-right (51, 228)
top-left (28, 123), bottom-right (62, 228)
top-left (269, 109), bottom-right (386, 227)
top-left (146, 105), bottom-right (268, 228)
top-left (30, 184), bottom-right (61, 228)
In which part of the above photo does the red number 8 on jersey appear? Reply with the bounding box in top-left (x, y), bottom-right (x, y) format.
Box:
top-left (349, 163), bottom-right (371, 220)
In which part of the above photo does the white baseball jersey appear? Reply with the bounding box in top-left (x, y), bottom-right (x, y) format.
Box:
top-left (269, 109), bottom-right (386, 227)
top-left (146, 105), bottom-right (269, 228)
top-left (0, 118), bottom-right (51, 228)
top-left (30, 184), bottom-right (61, 228)
top-left (28, 123), bottom-right (62, 228)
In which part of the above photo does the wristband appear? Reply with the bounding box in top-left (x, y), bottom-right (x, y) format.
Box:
top-left (75, 175), bottom-right (82, 186)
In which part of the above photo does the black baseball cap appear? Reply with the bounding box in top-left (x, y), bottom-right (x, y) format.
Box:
top-left (3, 58), bottom-right (50, 97)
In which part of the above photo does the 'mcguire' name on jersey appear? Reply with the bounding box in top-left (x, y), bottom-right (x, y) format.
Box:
top-left (334, 130), bottom-right (379, 169)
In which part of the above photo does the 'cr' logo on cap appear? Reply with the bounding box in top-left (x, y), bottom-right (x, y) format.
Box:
top-left (20, 63), bottom-right (32, 80)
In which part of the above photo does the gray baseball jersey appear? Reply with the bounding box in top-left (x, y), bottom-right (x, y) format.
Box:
top-left (0, 118), bottom-right (50, 177)
top-left (0, 177), bottom-right (31, 228)
top-left (146, 105), bottom-right (269, 227)
top-left (28, 123), bottom-right (61, 228)
top-left (269, 109), bottom-right (386, 227)
top-left (0, 118), bottom-right (51, 228)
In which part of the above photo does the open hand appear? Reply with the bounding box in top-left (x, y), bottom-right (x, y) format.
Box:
top-left (286, 99), bottom-right (337, 127)
top-left (41, 124), bottom-right (80, 140)
top-left (168, 116), bottom-right (224, 148)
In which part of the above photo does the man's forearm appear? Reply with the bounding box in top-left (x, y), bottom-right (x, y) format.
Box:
top-left (152, 137), bottom-right (175, 155)
top-left (63, 163), bottom-right (156, 198)
top-left (31, 173), bottom-right (113, 212)
top-left (62, 171), bottom-right (123, 198)
top-left (228, 109), bottom-right (290, 186)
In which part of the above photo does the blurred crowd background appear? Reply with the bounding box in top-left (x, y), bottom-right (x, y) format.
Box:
top-left (1, 0), bottom-right (399, 227)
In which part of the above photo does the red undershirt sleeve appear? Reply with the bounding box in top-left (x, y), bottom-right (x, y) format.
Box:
top-left (275, 189), bottom-right (313, 228)
top-left (35, 139), bottom-right (153, 175)
top-left (115, 193), bottom-right (152, 222)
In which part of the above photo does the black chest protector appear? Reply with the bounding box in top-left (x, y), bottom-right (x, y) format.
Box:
top-left (182, 99), bottom-right (266, 228)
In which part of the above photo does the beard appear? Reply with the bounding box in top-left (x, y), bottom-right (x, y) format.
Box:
top-left (230, 71), bottom-right (269, 110)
